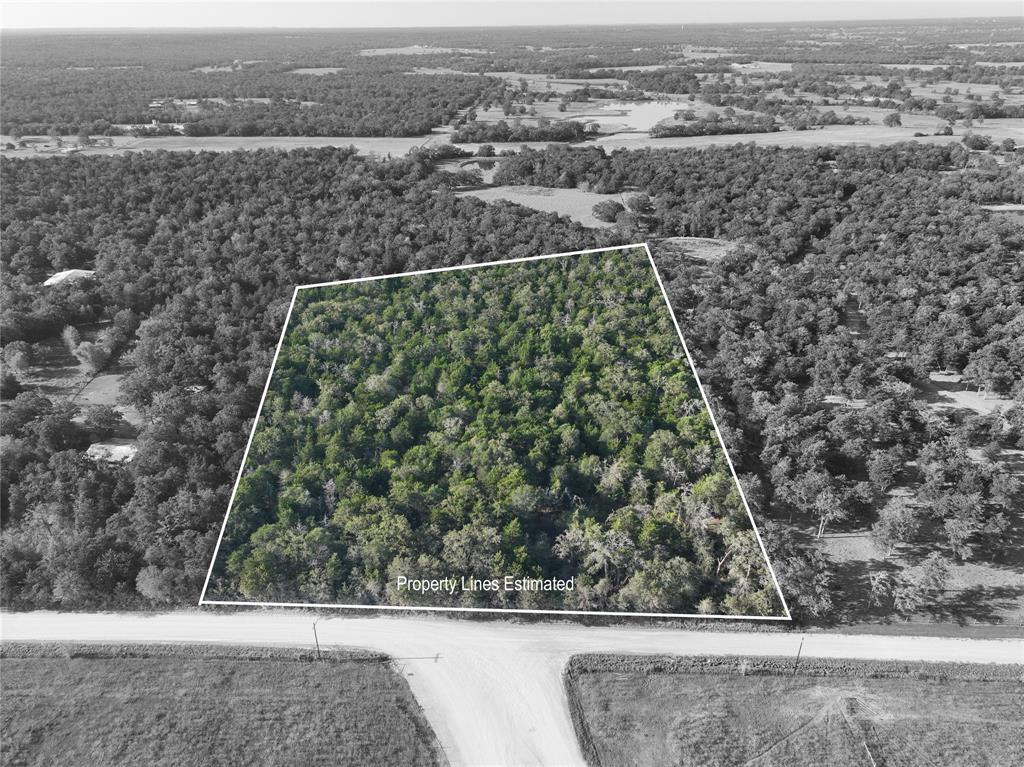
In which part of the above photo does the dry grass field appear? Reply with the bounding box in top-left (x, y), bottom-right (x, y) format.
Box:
top-left (0, 643), bottom-right (447, 767)
top-left (566, 654), bottom-right (1024, 767)
top-left (12, 325), bottom-right (144, 430)
top-left (455, 184), bottom-right (626, 227)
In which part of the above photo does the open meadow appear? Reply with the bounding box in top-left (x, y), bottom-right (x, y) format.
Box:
top-left (565, 654), bottom-right (1024, 767)
top-left (455, 185), bottom-right (624, 227)
top-left (0, 643), bottom-right (446, 767)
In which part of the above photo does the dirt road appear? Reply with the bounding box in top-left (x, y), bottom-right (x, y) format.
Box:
top-left (2, 611), bottom-right (1021, 766)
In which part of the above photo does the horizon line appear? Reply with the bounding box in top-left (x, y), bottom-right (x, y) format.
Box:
top-left (4, 15), bottom-right (1021, 32)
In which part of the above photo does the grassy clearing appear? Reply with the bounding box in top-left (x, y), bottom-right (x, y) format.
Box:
top-left (656, 236), bottom-right (736, 263)
top-left (0, 643), bottom-right (447, 767)
top-left (565, 654), bottom-right (1024, 767)
top-left (817, 370), bottom-right (1024, 629)
top-left (14, 325), bottom-right (144, 433)
top-left (455, 184), bottom-right (625, 227)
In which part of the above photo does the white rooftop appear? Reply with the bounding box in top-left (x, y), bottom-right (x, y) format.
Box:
top-left (43, 269), bottom-right (95, 286)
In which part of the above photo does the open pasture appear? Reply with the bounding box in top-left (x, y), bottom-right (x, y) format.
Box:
top-left (566, 654), bottom-right (1024, 767)
top-left (455, 184), bottom-right (624, 227)
top-left (0, 643), bottom-right (446, 767)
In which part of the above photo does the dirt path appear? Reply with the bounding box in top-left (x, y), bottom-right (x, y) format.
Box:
top-left (2, 611), bottom-right (1021, 766)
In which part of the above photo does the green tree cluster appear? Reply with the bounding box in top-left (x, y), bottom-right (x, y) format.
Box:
top-left (213, 248), bottom-right (780, 615)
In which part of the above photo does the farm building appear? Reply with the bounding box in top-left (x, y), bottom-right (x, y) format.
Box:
top-left (86, 440), bottom-right (137, 463)
top-left (43, 269), bottom-right (95, 286)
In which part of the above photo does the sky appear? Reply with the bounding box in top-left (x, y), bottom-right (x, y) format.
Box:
top-left (2, 0), bottom-right (1021, 30)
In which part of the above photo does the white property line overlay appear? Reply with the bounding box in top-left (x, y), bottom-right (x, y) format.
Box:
top-left (199, 243), bottom-right (792, 621)
top-left (641, 242), bottom-right (791, 621)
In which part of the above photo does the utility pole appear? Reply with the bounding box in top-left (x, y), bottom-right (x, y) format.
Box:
top-left (312, 618), bottom-right (322, 661)
top-left (792, 636), bottom-right (804, 675)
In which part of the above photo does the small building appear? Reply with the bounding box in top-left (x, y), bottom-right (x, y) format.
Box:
top-left (86, 440), bottom-right (137, 463)
top-left (43, 269), bottom-right (95, 287)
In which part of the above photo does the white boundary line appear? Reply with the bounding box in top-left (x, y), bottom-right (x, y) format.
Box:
top-left (198, 598), bottom-right (787, 621)
top-left (641, 243), bottom-right (792, 620)
top-left (198, 284), bottom-right (302, 604)
top-left (199, 243), bottom-right (791, 621)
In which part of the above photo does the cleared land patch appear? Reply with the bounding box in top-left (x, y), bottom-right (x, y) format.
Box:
top-left (0, 643), bottom-right (446, 767)
top-left (655, 236), bottom-right (737, 263)
top-left (455, 185), bottom-right (625, 228)
top-left (565, 654), bottom-right (1024, 767)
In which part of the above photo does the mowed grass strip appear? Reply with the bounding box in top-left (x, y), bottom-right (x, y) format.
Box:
top-left (0, 643), bottom-right (446, 767)
top-left (564, 654), bottom-right (1024, 767)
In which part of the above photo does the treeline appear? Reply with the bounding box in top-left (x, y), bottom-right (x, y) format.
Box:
top-left (451, 120), bottom-right (590, 144)
top-left (707, 97), bottom-right (866, 129)
top-left (650, 113), bottom-right (778, 138)
top-left (791, 62), bottom-right (1024, 86)
top-left (627, 65), bottom-right (1024, 124)
top-left (0, 146), bottom-right (601, 610)
top-left (210, 249), bottom-right (781, 615)
top-left (624, 68), bottom-right (705, 95)
top-left (495, 141), bottom-right (1024, 619)
top-left (1, 70), bottom-right (499, 137)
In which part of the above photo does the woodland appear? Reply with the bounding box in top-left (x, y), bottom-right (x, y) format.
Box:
top-left (3, 19), bottom-right (1022, 139)
top-left (209, 248), bottom-right (781, 614)
top-left (492, 142), bottom-right (1024, 620)
top-left (0, 146), bottom-right (598, 608)
top-left (2, 20), bottom-right (1023, 624)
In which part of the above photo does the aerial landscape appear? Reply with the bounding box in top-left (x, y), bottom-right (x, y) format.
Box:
top-left (1, 1), bottom-right (1022, 764)
top-left (204, 246), bottom-right (785, 616)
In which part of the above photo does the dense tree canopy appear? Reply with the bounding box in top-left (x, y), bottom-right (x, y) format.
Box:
top-left (493, 140), bottom-right (1024, 619)
top-left (210, 249), bottom-right (781, 615)
top-left (2, 134), bottom-right (1021, 625)
top-left (0, 147), bottom-right (601, 610)
top-left (1, 69), bottom-right (499, 137)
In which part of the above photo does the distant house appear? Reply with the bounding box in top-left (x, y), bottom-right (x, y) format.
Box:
top-left (43, 269), bottom-right (95, 287)
top-left (86, 440), bottom-right (137, 463)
